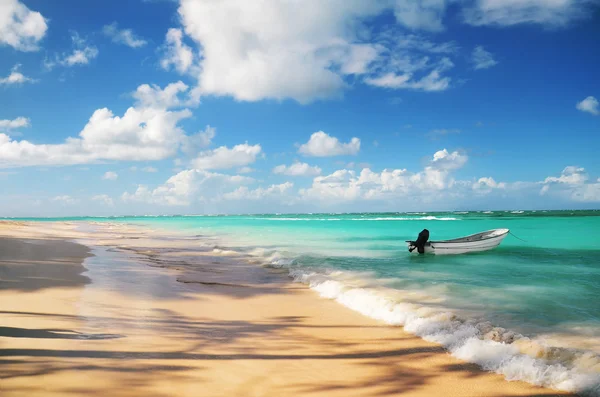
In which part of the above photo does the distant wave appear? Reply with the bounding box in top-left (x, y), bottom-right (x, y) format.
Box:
top-left (351, 216), bottom-right (459, 221)
top-left (252, 217), bottom-right (342, 221)
top-left (252, 216), bottom-right (459, 222)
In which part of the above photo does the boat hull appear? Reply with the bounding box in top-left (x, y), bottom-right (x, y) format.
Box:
top-left (406, 229), bottom-right (509, 255)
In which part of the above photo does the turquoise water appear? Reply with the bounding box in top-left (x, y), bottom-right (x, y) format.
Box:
top-left (9, 211), bottom-right (600, 393)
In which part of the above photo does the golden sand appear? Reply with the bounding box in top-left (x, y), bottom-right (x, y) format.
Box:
top-left (0, 222), bottom-right (568, 396)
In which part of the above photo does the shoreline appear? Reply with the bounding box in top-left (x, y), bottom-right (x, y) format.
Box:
top-left (0, 221), bottom-right (575, 396)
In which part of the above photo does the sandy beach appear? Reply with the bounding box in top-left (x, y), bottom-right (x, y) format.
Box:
top-left (0, 221), bottom-right (569, 397)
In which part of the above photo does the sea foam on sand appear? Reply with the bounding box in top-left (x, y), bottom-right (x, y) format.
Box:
top-left (277, 265), bottom-right (600, 396)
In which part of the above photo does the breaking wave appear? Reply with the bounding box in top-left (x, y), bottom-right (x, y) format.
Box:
top-left (260, 254), bottom-right (600, 395)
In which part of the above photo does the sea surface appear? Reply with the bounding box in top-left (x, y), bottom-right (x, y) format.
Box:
top-left (9, 210), bottom-right (600, 394)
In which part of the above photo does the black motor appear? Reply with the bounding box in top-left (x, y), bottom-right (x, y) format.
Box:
top-left (409, 229), bottom-right (430, 254)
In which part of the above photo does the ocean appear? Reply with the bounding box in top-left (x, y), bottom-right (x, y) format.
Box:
top-left (10, 210), bottom-right (600, 393)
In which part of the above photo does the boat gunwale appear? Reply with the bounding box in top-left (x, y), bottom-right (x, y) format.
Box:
top-left (405, 228), bottom-right (509, 245)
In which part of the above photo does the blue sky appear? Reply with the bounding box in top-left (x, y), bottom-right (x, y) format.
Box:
top-left (1, 0), bottom-right (599, 216)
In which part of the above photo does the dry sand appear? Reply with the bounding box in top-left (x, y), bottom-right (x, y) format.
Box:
top-left (0, 221), bottom-right (569, 396)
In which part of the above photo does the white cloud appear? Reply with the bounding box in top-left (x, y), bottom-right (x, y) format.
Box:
top-left (223, 182), bottom-right (294, 201)
top-left (544, 166), bottom-right (588, 185)
top-left (0, 64), bottom-right (37, 85)
top-left (182, 125), bottom-right (215, 155)
top-left (300, 169), bottom-right (362, 201)
top-left (300, 148), bottom-right (469, 202)
top-left (160, 28), bottom-right (195, 74)
top-left (238, 166), bottom-right (254, 174)
top-left (102, 22), bottom-right (147, 48)
top-left (472, 46), bottom-right (497, 70)
top-left (273, 162), bottom-right (321, 176)
top-left (540, 166), bottom-right (600, 202)
top-left (0, 82), bottom-right (196, 168)
top-left (338, 44), bottom-right (382, 75)
top-left (431, 148), bottom-right (468, 170)
top-left (463, 0), bottom-right (596, 27)
top-left (142, 166), bottom-right (158, 173)
top-left (298, 131), bottom-right (360, 157)
top-left (178, 0), bottom-right (391, 104)
top-left (394, 35), bottom-right (458, 54)
top-left (52, 195), bottom-right (77, 205)
top-left (0, 0), bottom-right (47, 51)
top-left (132, 81), bottom-right (193, 109)
top-left (122, 169), bottom-right (254, 206)
top-left (365, 69), bottom-right (451, 91)
top-left (172, 0), bottom-right (595, 104)
top-left (192, 143), bottom-right (262, 170)
top-left (92, 194), bottom-right (114, 206)
top-left (392, 0), bottom-right (447, 31)
top-left (473, 177), bottom-right (506, 191)
top-left (576, 96), bottom-right (599, 116)
top-left (0, 117), bottom-right (29, 133)
top-left (102, 171), bottom-right (118, 180)
top-left (46, 33), bottom-right (98, 69)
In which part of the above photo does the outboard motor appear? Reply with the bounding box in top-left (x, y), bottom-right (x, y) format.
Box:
top-left (409, 229), bottom-right (430, 254)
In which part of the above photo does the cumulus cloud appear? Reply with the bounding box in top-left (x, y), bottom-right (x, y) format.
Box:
top-left (102, 171), bottom-right (118, 180)
top-left (192, 143), bottom-right (262, 170)
top-left (431, 148), bottom-right (468, 170)
top-left (52, 195), bottom-right (77, 205)
top-left (46, 33), bottom-right (98, 69)
top-left (576, 96), bottom-right (599, 116)
top-left (472, 46), bottom-right (497, 70)
top-left (0, 82), bottom-right (196, 168)
top-left (298, 131), bottom-right (360, 157)
top-left (102, 22), bottom-right (147, 48)
top-left (473, 177), bottom-right (506, 192)
top-left (223, 182), bottom-right (294, 201)
top-left (0, 117), bottom-right (29, 133)
top-left (175, 1), bottom-right (472, 102)
top-left (300, 148), bottom-right (469, 202)
top-left (541, 166), bottom-right (600, 202)
top-left (92, 194), bottom-right (114, 206)
top-left (171, 0), bottom-right (597, 104)
top-left (544, 166), bottom-right (588, 185)
top-left (122, 169), bottom-right (254, 206)
top-left (160, 28), bottom-right (196, 74)
top-left (142, 166), bottom-right (158, 173)
top-left (178, 0), bottom-right (386, 103)
top-left (0, 0), bottom-right (48, 51)
top-left (273, 162), bottom-right (322, 176)
top-left (0, 64), bottom-right (37, 85)
top-left (181, 125), bottom-right (215, 155)
top-left (132, 81), bottom-right (193, 109)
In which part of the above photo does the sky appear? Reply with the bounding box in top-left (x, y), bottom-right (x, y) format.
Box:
top-left (1, 0), bottom-right (599, 216)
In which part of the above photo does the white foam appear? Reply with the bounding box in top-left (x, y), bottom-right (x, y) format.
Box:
top-left (350, 216), bottom-right (459, 221)
top-left (287, 268), bottom-right (600, 396)
top-left (253, 217), bottom-right (342, 221)
top-left (250, 216), bottom-right (458, 221)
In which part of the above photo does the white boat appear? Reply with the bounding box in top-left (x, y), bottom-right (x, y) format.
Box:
top-left (406, 228), bottom-right (509, 255)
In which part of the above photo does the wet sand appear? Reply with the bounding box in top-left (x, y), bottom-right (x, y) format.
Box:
top-left (0, 221), bottom-right (569, 396)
